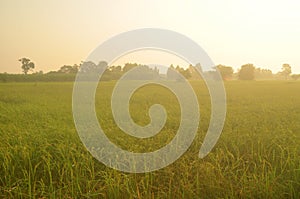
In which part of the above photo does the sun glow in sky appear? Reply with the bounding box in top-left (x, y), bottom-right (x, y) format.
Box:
top-left (1, 0), bottom-right (300, 74)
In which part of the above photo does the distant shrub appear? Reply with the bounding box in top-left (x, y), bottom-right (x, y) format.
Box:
top-left (0, 73), bottom-right (76, 82)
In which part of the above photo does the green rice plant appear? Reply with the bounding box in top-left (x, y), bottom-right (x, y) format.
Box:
top-left (0, 81), bottom-right (299, 198)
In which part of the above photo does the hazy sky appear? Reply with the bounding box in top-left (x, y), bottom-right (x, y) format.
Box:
top-left (1, 0), bottom-right (300, 74)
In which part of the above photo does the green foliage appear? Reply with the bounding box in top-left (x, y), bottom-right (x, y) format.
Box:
top-left (0, 73), bottom-right (76, 82)
top-left (123, 63), bottom-right (138, 73)
top-left (188, 64), bottom-right (203, 80)
top-left (1, 61), bottom-right (297, 83)
top-left (291, 74), bottom-right (300, 81)
top-left (254, 68), bottom-right (273, 80)
top-left (176, 65), bottom-right (191, 79)
top-left (19, 58), bottom-right (35, 74)
top-left (281, 64), bottom-right (292, 80)
top-left (167, 64), bottom-right (191, 80)
top-left (216, 65), bottom-right (234, 80)
top-left (0, 81), bottom-right (299, 198)
top-left (58, 64), bottom-right (79, 73)
top-left (238, 64), bottom-right (255, 80)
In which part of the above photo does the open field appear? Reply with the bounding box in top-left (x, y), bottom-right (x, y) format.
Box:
top-left (0, 81), bottom-right (299, 198)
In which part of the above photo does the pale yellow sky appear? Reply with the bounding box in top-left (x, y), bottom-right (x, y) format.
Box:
top-left (0, 0), bottom-right (300, 74)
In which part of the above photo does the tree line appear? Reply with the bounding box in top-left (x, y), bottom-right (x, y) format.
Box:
top-left (216, 63), bottom-right (300, 80)
top-left (0, 57), bottom-right (299, 82)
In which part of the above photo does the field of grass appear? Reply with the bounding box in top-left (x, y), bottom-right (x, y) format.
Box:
top-left (0, 81), bottom-right (299, 198)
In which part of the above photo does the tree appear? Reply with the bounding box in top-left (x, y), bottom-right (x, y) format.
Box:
top-left (166, 64), bottom-right (192, 81)
top-left (188, 64), bottom-right (203, 80)
top-left (109, 65), bottom-right (122, 73)
top-left (180, 68), bottom-right (191, 79)
top-left (291, 74), bottom-right (300, 80)
top-left (167, 64), bottom-right (180, 80)
top-left (281, 64), bottom-right (292, 80)
top-left (175, 65), bottom-right (191, 79)
top-left (107, 65), bottom-right (122, 80)
top-left (19, 58), bottom-right (35, 74)
top-left (238, 64), bottom-right (255, 80)
top-left (216, 65), bottom-right (234, 80)
top-left (123, 63), bottom-right (138, 73)
top-left (58, 64), bottom-right (79, 73)
top-left (79, 61), bottom-right (98, 73)
top-left (254, 68), bottom-right (273, 80)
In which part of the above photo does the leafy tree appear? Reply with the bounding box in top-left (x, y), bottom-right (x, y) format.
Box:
top-left (105, 65), bottom-right (122, 80)
top-left (123, 63), bottom-right (138, 73)
top-left (181, 68), bottom-right (191, 79)
top-left (216, 65), bottom-right (234, 80)
top-left (188, 64), bottom-right (203, 80)
top-left (19, 58), bottom-right (35, 74)
top-left (58, 64), bottom-right (79, 73)
top-left (175, 65), bottom-right (191, 79)
top-left (166, 64), bottom-right (192, 81)
top-left (238, 64), bottom-right (255, 80)
top-left (72, 64), bottom-right (80, 73)
top-left (254, 68), bottom-right (273, 80)
top-left (291, 74), bottom-right (300, 80)
top-left (59, 65), bottom-right (73, 73)
top-left (79, 61), bottom-right (101, 73)
top-left (110, 65), bottom-right (122, 73)
top-left (281, 64), bottom-right (292, 80)
top-left (167, 64), bottom-right (180, 80)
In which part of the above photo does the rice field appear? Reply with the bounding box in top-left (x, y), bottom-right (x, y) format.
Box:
top-left (0, 81), bottom-right (299, 198)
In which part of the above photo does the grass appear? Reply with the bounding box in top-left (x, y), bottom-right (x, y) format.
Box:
top-left (0, 81), bottom-right (299, 198)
